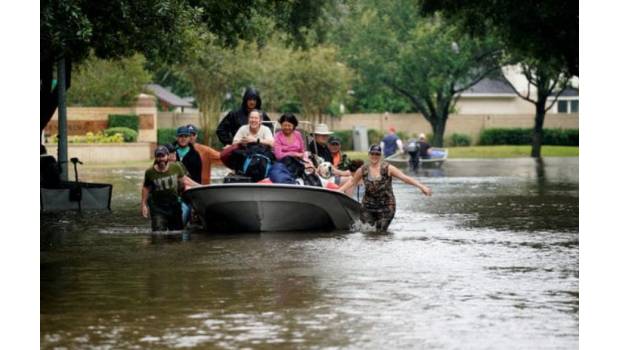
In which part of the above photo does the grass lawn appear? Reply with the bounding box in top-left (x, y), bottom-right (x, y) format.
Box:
top-left (345, 145), bottom-right (578, 161)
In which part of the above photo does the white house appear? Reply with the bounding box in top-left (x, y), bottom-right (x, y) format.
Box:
top-left (454, 66), bottom-right (579, 115)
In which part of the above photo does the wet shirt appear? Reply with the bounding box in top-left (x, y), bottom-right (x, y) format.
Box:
top-left (143, 162), bottom-right (185, 205)
top-left (361, 162), bottom-right (396, 212)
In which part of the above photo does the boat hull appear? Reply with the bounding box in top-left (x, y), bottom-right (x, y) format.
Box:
top-left (183, 183), bottom-right (361, 232)
top-left (385, 149), bottom-right (448, 168)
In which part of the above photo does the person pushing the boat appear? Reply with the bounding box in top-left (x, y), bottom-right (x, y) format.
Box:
top-left (339, 144), bottom-right (432, 231)
top-left (141, 145), bottom-right (199, 232)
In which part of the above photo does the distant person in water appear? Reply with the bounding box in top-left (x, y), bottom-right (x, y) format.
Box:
top-left (141, 145), bottom-right (199, 231)
top-left (380, 127), bottom-right (404, 158)
top-left (340, 144), bottom-right (432, 231)
top-left (416, 133), bottom-right (432, 159)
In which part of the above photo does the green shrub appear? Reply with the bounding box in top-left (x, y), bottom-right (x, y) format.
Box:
top-left (108, 114), bottom-right (139, 131)
top-left (157, 128), bottom-right (177, 145)
top-left (367, 128), bottom-right (382, 146)
top-left (448, 133), bottom-right (472, 147)
top-left (104, 127), bottom-right (137, 142)
top-left (332, 130), bottom-right (354, 150)
top-left (479, 128), bottom-right (579, 146)
top-left (479, 128), bottom-right (531, 145)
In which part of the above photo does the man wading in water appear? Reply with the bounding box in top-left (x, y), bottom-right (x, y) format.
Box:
top-left (141, 145), bottom-right (199, 231)
top-left (339, 144), bottom-right (432, 231)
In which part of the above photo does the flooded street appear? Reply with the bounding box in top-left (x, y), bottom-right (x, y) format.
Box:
top-left (41, 158), bottom-right (578, 349)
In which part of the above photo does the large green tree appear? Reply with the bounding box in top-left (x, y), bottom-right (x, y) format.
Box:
top-left (501, 61), bottom-right (572, 158)
top-left (284, 46), bottom-right (352, 124)
top-left (419, 0), bottom-right (578, 77)
top-left (41, 0), bottom-right (330, 134)
top-left (176, 31), bottom-right (254, 145)
top-left (67, 53), bottom-right (152, 107)
top-left (336, 0), bottom-right (502, 146)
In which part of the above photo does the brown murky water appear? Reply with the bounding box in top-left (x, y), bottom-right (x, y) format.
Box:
top-left (41, 157), bottom-right (578, 349)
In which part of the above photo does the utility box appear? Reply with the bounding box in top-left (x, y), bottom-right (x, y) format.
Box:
top-left (352, 126), bottom-right (368, 151)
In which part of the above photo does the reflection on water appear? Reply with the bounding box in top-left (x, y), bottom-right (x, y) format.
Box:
top-left (41, 158), bottom-right (578, 349)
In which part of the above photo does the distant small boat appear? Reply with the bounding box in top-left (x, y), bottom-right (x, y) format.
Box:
top-left (385, 148), bottom-right (448, 168)
top-left (40, 181), bottom-right (112, 212)
top-left (183, 183), bottom-right (361, 232)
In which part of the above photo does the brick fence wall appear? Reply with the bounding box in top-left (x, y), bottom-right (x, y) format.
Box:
top-left (43, 94), bottom-right (158, 143)
top-left (45, 102), bottom-right (579, 145)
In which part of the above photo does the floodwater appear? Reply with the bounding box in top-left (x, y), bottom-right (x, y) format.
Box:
top-left (41, 157), bottom-right (578, 349)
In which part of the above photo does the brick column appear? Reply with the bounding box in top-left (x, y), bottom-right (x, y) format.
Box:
top-left (134, 93), bottom-right (158, 143)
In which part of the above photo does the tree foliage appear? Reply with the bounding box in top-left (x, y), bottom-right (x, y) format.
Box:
top-left (335, 0), bottom-right (502, 146)
top-left (67, 54), bottom-right (152, 107)
top-left (419, 0), bottom-right (578, 76)
top-left (175, 34), bottom-right (352, 145)
top-left (283, 46), bottom-right (352, 124)
top-left (175, 31), bottom-right (252, 145)
top-left (41, 0), bottom-right (331, 132)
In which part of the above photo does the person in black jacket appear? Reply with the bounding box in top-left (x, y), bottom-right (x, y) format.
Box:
top-left (173, 126), bottom-right (203, 184)
top-left (216, 88), bottom-right (271, 146)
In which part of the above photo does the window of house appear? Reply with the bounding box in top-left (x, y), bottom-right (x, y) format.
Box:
top-left (558, 100), bottom-right (568, 113)
top-left (570, 100), bottom-right (579, 113)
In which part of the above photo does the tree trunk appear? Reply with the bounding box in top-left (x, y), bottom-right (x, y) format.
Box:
top-left (197, 92), bottom-right (223, 147)
top-left (531, 99), bottom-right (547, 158)
top-left (430, 114), bottom-right (448, 147)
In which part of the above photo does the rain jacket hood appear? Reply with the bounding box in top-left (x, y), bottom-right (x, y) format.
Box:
top-left (242, 88), bottom-right (262, 111)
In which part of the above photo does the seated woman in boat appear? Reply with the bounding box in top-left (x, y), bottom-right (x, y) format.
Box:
top-left (220, 109), bottom-right (275, 178)
top-left (273, 113), bottom-right (307, 161)
top-left (232, 109), bottom-right (274, 148)
top-left (339, 144), bottom-right (432, 231)
top-left (269, 113), bottom-right (311, 184)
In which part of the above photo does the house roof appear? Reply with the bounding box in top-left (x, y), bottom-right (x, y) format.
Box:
top-left (559, 87), bottom-right (579, 96)
top-left (144, 84), bottom-right (192, 108)
top-left (461, 77), bottom-right (515, 95)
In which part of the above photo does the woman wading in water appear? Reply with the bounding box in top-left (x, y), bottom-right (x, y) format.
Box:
top-left (340, 144), bottom-right (432, 231)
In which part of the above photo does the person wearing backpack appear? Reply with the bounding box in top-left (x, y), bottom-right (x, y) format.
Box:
top-left (219, 109), bottom-right (275, 181)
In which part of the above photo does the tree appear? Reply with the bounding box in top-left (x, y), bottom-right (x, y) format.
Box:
top-left (175, 31), bottom-right (253, 145)
top-left (284, 46), bottom-right (352, 124)
top-left (41, 0), bottom-right (331, 134)
top-left (419, 0), bottom-right (578, 77)
top-left (501, 62), bottom-right (572, 157)
top-left (336, 0), bottom-right (501, 146)
top-left (67, 53), bottom-right (152, 107)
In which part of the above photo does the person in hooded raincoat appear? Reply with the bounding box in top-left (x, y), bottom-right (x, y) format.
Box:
top-left (216, 88), bottom-right (272, 146)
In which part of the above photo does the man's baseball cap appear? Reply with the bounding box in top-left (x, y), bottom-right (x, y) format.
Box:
top-left (186, 124), bottom-right (199, 135)
top-left (328, 136), bottom-right (341, 145)
top-left (176, 126), bottom-right (190, 136)
top-left (154, 145), bottom-right (169, 157)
